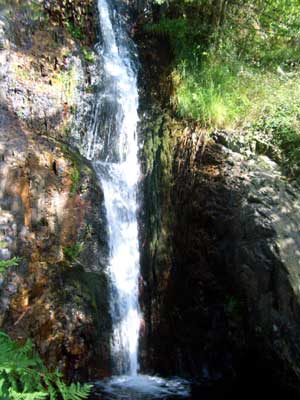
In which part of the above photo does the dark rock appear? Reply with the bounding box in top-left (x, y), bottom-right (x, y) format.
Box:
top-left (140, 121), bottom-right (300, 391)
top-left (137, 24), bottom-right (300, 391)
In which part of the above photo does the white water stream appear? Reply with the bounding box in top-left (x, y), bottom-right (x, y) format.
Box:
top-left (83, 0), bottom-right (140, 375)
top-left (83, 0), bottom-right (190, 397)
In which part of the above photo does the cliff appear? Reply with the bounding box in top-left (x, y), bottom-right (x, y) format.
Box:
top-left (136, 9), bottom-right (300, 395)
top-left (0, 0), bottom-right (111, 381)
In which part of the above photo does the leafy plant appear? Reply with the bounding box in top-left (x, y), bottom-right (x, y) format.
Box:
top-left (0, 331), bottom-right (92, 399)
top-left (150, 0), bottom-right (300, 175)
top-left (82, 48), bottom-right (95, 64)
top-left (0, 257), bottom-right (21, 274)
top-left (66, 21), bottom-right (85, 41)
top-left (224, 296), bottom-right (243, 321)
top-left (63, 243), bottom-right (84, 262)
top-left (70, 168), bottom-right (80, 194)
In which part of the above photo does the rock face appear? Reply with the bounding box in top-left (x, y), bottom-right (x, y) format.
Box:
top-left (0, 0), bottom-right (111, 381)
top-left (137, 22), bottom-right (300, 394)
top-left (0, 0), bottom-right (96, 142)
top-left (0, 117), bottom-right (111, 380)
top-left (139, 121), bottom-right (300, 391)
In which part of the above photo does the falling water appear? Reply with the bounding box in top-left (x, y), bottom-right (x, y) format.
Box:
top-left (83, 0), bottom-right (191, 397)
top-left (83, 0), bottom-right (140, 375)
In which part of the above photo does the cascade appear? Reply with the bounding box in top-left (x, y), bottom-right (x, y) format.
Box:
top-left (83, 0), bottom-right (190, 397)
top-left (83, 0), bottom-right (140, 375)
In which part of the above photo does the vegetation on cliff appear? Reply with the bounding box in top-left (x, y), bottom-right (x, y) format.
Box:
top-left (147, 0), bottom-right (300, 176)
top-left (0, 331), bottom-right (91, 399)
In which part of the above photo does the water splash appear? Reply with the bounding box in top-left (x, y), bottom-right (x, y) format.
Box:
top-left (94, 375), bottom-right (191, 400)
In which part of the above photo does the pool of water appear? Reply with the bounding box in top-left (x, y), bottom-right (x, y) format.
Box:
top-left (92, 375), bottom-right (191, 400)
top-left (90, 373), bottom-right (300, 400)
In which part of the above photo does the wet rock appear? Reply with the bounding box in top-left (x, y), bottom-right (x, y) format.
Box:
top-left (0, 1), bottom-right (95, 142)
top-left (136, 30), bottom-right (300, 389)
top-left (139, 119), bottom-right (300, 391)
top-left (0, 104), bottom-right (111, 379)
top-left (0, 0), bottom-right (110, 382)
top-left (43, 0), bottom-right (96, 46)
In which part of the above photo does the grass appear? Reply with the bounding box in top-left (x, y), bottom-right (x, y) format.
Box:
top-left (170, 40), bottom-right (300, 176)
top-left (148, 2), bottom-right (300, 177)
top-left (53, 65), bottom-right (77, 102)
top-left (174, 49), bottom-right (300, 128)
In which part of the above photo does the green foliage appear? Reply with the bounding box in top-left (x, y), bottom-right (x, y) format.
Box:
top-left (251, 75), bottom-right (300, 176)
top-left (150, 0), bottom-right (300, 175)
top-left (82, 47), bottom-right (96, 64)
top-left (70, 168), bottom-right (80, 194)
top-left (0, 332), bottom-right (92, 400)
top-left (224, 296), bottom-right (243, 321)
top-left (0, 257), bottom-right (21, 274)
top-left (66, 20), bottom-right (85, 41)
top-left (63, 242), bottom-right (84, 262)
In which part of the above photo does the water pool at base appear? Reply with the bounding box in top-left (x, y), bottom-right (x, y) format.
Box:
top-left (90, 372), bottom-right (300, 400)
top-left (92, 375), bottom-right (191, 400)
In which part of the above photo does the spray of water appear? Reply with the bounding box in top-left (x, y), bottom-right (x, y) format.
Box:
top-left (83, 0), bottom-right (140, 375)
top-left (82, 2), bottom-right (192, 397)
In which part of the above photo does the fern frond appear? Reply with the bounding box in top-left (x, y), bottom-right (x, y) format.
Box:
top-left (8, 388), bottom-right (48, 400)
top-left (43, 375), bottom-right (57, 400)
top-left (0, 257), bottom-right (21, 273)
top-left (0, 332), bottom-right (92, 400)
top-left (57, 381), bottom-right (92, 400)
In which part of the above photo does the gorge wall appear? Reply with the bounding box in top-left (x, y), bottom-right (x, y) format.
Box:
top-left (0, 0), bottom-right (111, 381)
top-left (136, 10), bottom-right (300, 395)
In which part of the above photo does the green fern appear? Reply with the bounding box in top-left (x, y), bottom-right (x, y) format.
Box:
top-left (56, 382), bottom-right (92, 400)
top-left (0, 257), bottom-right (21, 274)
top-left (0, 332), bottom-right (92, 400)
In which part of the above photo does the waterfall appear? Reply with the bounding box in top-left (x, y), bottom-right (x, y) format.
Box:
top-left (83, 0), bottom-right (140, 375)
top-left (81, 1), bottom-right (191, 397)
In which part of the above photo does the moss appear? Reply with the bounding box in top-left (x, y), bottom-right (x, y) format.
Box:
top-left (70, 167), bottom-right (80, 194)
top-left (82, 47), bottom-right (96, 64)
top-left (44, 0), bottom-right (96, 46)
top-left (60, 145), bottom-right (98, 196)
top-left (140, 110), bottom-right (176, 286)
top-left (63, 242), bottom-right (83, 261)
top-left (61, 266), bottom-right (111, 333)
